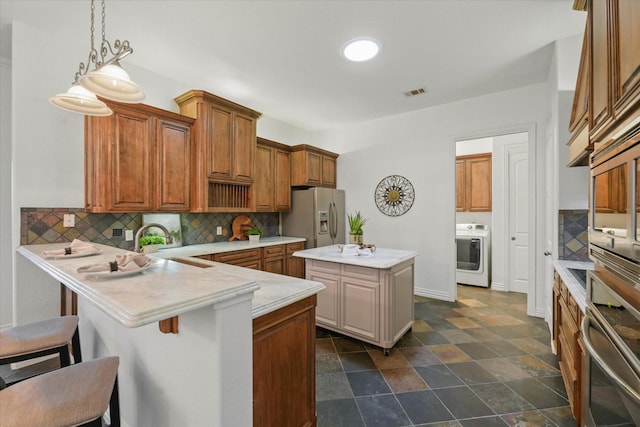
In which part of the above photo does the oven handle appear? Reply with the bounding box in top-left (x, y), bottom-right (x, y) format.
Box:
top-left (582, 313), bottom-right (640, 403)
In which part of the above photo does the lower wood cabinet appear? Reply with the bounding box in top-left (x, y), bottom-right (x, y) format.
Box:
top-left (285, 242), bottom-right (305, 278)
top-left (196, 242), bottom-right (306, 278)
top-left (263, 244), bottom-right (285, 274)
top-left (553, 269), bottom-right (583, 426)
top-left (253, 295), bottom-right (317, 427)
top-left (212, 248), bottom-right (263, 270)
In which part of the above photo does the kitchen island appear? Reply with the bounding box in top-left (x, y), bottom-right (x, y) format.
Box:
top-left (16, 242), bottom-right (324, 427)
top-left (294, 245), bottom-right (418, 354)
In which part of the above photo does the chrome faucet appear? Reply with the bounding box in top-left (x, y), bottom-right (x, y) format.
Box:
top-left (134, 223), bottom-right (174, 252)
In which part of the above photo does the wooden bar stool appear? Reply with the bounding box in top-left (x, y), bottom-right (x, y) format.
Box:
top-left (0, 316), bottom-right (82, 381)
top-left (0, 356), bottom-right (120, 427)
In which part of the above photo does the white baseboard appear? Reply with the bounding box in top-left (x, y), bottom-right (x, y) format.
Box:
top-left (490, 281), bottom-right (506, 291)
top-left (414, 287), bottom-right (454, 302)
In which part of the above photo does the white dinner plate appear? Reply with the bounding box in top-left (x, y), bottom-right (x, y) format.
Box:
top-left (81, 263), bottom-right (155, 280)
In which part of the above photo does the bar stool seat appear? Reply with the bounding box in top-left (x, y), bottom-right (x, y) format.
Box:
top-left (0, 316), bottom-right (81, 370)
top-left (0, 356), bottom-right (120, 427)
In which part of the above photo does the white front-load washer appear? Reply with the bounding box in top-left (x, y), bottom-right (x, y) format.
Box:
top-left (456, 223), bottom-right (491, 287)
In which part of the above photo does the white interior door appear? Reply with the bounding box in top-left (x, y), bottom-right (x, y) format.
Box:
top-left (508, 144), bottom-right (529, 293)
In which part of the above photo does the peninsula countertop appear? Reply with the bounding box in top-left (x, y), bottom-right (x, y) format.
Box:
top-left (293, 244), bottom-right (418, 269)
top-left (17, 242), bottom-right (324, 328)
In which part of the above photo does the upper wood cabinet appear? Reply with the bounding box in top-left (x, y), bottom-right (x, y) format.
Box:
top-left (255, 138), bottom-right (291, 212)
top-left (85, 101), bottom-right (194, 213)
top-left (456, 153), bottom-right (492, 212)
top-left (290, 145), bottom-right (338, 188)
top-left (567, 27), bottom-right (592, 167)
top-left (588, 0), bottom-right (640, 148)
top-left (174, 90), bottom-right (262, 212)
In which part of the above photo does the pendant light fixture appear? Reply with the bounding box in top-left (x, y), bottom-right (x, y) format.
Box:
top-left (49, 0), bottom-right (144, 116)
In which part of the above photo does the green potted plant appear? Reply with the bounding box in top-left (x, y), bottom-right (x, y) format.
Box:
top-left (347, 211), bottom-right (368, 244)
top-left (245, 226), bottom-right (264, 243)
top-left (139, 235), bottom-right (166, 253)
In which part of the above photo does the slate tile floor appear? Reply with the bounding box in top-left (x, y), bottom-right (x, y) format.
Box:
top-left (315, 285), bottom-right (575, 427)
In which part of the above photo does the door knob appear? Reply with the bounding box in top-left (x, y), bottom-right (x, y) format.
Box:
top-left (544, 251), bottom-right (551, 256)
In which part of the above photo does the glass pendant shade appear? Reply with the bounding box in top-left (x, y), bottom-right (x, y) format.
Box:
top-left (49, 84), bottom-right (113, 116)
top-left (78, 62), bottom-right (145, 103)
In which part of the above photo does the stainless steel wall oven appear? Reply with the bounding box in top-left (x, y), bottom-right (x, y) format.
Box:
top-left (586, 134), bottom-right (640, 426)
top-left (583, 269), bottom-right (640, 426)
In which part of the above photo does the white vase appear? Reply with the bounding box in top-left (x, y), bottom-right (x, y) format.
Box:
top-left (248, 235), bottom-right (260, 243)
top-left (142, 244), bottom-right (161, 253)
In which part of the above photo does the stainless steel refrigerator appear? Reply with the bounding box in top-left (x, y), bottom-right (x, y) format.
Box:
top-left (282, 188), bottom-right (345, 248)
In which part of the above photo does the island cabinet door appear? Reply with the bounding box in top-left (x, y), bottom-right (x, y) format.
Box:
top-left (341, 277), bottom-right (380, 342)
top-left (308, 270), bottom-right (340, 328)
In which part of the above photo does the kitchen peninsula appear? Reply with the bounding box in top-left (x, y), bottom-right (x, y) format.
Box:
top-left (294, 245), bottom-right (418, 354)
top-left (17, 241), bottom-right (324, 427)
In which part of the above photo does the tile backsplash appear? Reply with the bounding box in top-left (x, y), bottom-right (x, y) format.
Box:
top-left (558, 209), bottom-right (589, 261)
top-left (21, 208), bottom-right (279, 249)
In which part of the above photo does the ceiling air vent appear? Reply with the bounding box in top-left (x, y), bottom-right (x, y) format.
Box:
top-left (404, 87), bottom-right (426, 97)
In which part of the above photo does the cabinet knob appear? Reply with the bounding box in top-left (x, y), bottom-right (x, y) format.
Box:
top-left (544, 251), bottom-right (551, 256)
top-left (511, 236), bottom-right (516, 241)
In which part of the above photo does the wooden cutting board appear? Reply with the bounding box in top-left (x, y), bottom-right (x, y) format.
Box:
top-left (229, 215), bottom-right (254, 241)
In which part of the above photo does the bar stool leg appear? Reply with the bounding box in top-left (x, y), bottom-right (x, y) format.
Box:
top-left (71, 326), bottom-right (82, 363)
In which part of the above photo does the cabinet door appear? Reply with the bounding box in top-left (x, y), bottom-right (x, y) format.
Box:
top-left (612, 0), bottom-right (640, 118)
top-left (321, 155), bottom-right (337, 188)
top-left (467, 155), bottom-right (492, 212)
top-left (341, 277), bottom-right (379, 341)
top-left (286, 242), bottom-right (305, 278)
top-left (589, 0), bottom-right (612, 138)
top-left (274, 149), bottom-right (291, 211)
top-left (291, 150), bottom-right (322, 186)
top-left (110, 109), bottom-right (154, 211)
top-left (263, 245), bottom-right (285, 274)
top-left (263, 257), bottom-right (284, 274)
top-left (253, 296), bottom-right (316, 427)
top-left (455, 160), bottom-right (465, 212)
top-left (156, 118), bottom-right (191, 211)
top-left (254, 144), bottom-right (274, 211)
top-left (570, 28), bottom-right (590, 134)
top-left (309, 270), bottom-right (340, 328)
top-left (209, 105), bottom-right (233, 181)
top-left (233, 112), bottom-right (256, 183)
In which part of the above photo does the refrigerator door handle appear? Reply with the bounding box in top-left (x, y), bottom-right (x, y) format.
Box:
top-left (330, 201), bottom-right (337, 239)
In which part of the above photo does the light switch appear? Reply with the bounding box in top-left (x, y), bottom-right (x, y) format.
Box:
top-left (63, 214), bottom-right (75, 227)
top-left (216, 226), bottom-right (222, 235)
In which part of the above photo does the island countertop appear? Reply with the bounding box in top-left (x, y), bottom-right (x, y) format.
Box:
top-left (293, 244), bottom-right (418, 269)
top-left (17, 242), bottom-right (324, 328)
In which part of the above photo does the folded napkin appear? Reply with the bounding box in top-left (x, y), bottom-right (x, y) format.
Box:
top-left (77, 253), bottom-right (152, 274)
top-left (357, 248), bottom-right (373, 256)
top-left (43, 239), bottom-right (99, 256)
top-left (340, 244), bottom-right (360, 257)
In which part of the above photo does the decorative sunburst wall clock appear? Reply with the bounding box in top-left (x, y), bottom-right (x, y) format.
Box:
top-left (374, 175), bottom-right (415, 216)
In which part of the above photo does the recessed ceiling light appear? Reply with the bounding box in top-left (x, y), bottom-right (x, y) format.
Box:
top-left (342, 37), bottom-right (381, 62)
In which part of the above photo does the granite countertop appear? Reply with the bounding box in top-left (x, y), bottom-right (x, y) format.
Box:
top-left (293, 244), bottom-right (418, 269)
top-left (152, 236), bottom-right (306, 259)
top-left (553, 259), bottom-right (593, 313)
top-left (17, 241), bottom-right (324, 328)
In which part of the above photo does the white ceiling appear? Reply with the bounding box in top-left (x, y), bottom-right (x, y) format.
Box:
top-left (1, 0), bottom-right (586, 131)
